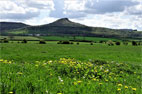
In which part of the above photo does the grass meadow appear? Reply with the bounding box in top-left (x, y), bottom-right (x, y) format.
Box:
top-left (0, 39), bottom-right (142, 94)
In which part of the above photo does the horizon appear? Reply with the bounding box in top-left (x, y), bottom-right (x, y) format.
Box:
top-left (0, 18), bottom-right (139, 31)
top-left (0, 0), bottom-right (142, 31)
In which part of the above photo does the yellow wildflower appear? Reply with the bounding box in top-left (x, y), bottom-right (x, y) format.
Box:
top-left (8, 61), bottom-right (12, 64)
top-left (77, 80), bottom-right (82, 84)
top-left (92, 78), bottom-right (97, 81)
top-left (118, 84), bottom-right (122, 87)
top-left (125, 86), bottom-right (128, 89)
top-left (132, 88), bottom-right (136, 91)
top-left (117, 88), bottom-right (121, 91)
top-left (9, 92), bottom-right (13, 94)
top-left (57, 93), bottom-right (62, 94)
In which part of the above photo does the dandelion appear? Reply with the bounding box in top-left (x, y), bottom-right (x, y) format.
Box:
top-left (132, 88), bottom-right (136, 91)
top-left (57, 93), bottom-right (62, 94)
top-left (117, 88), bottom-right (121, 91)
top-left (77, 80), bottom-right (82, 84)
top-left (92, 78), bottom-right (97, 81)
top-left (125, 86), bottom-right (128, 89)
top-left (118, 84), bottom-right (122, 87)
top-left (9, 92), bottom-right (13, 94)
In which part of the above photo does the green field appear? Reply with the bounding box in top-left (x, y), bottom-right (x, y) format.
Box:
top-left (0, 41), bottom-right (142, 94)
top-left (40, 36), bottom-right (120, 42)
top-left (0, 36), bottom-right (40, 40)
top-left (0, 41), bottom-right (141, 64)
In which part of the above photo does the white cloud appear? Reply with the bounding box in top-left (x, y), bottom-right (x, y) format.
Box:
top-left (0, 0), bottom-right (141, 30)
top-left (0, 0), bottom-right (54, 20)
top-left (71, 12), bottom-right (140, 30)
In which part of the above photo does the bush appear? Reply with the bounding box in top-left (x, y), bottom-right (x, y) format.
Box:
top-left (62, 41), bottom-right (70, 44)
top-left (57, 41), bottom-right (73, 44)
top-left (76, 42), bottom-right (79, 45)
top-left (90, 42), bottom-right (93, 45)
top-left (99, 40), bottom-right (105, 43)
top-left (57, 41), bottom-right (62, 44)
top-left (123, 42), bottom-right (128, 45)
top-left (132, 41), bottom-right (137, 46)
top-left (70, 42), bottom-right (74, 44)
top-left (39, 40), bottom-right (46, 44)
top-left (115, 42), bottom-right (121, 45)
top-left (137, 41), bottom-right (142, 46)
top-left (21, 39), bottom-right (27, 43)
top-left (2, 38), bottom-right (9, 43)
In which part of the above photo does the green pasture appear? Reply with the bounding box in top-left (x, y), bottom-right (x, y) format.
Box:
top-left (0, 41), bottom-right (141, 65)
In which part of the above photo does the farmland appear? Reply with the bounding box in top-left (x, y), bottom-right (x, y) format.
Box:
top-left (0, 38), bottom-right (142, 94)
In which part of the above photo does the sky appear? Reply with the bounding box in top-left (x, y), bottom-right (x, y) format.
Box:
top-left (0, 0), bottom-right (142, 31)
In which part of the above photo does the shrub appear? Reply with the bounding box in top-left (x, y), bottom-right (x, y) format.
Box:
top-left (132, 41), bottom-right (137, 46)
top-left (137, 41), bottom-right (142, 46)
top-left (115, 42), bottom-right (121, 45)
top-left (62, 41), bottom-right (70, 44)
top-left (39, 40), bottom-right (46, 44)
top-left (99, 40), bottom-right (104, 43)
top-left (21, 39), bottom-right (27, 43)
top-left (3, 38), bottom-right (9, 43)
top-left (123, 42), bottom-right (128, 45)
top-left (57, 41), bottom-right (62, 44)
top-left (57, 41), bottom-right (73, 44)
top-left (90, 42), bottom-right (93, 45)
top-left (76, 42), bottom-right (79, 45)
top-left (70, 42), bottom-right (74, 44)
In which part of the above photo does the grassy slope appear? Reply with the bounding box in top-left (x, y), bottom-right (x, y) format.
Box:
top-left (0, 42), bottom-right (141, 65)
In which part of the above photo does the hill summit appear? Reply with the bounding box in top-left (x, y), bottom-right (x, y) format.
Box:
top-left (48, 18), bottom-right (86, 27)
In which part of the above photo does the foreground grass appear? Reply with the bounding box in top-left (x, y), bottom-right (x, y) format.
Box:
top-left (0, 58), bottom-right (141, 94)
top-left (0, 42), bottom-right (141, 65)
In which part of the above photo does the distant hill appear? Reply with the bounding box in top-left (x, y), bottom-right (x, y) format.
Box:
top-left (0, 22), bottom-right (29, 33)
top-left (1, 18), bottom-right (142, 38)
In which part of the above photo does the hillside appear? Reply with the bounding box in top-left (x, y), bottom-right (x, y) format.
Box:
top-left (0, 22), bottom-right (29, 34)
top-left (1, 18), bottom-right (142, 38)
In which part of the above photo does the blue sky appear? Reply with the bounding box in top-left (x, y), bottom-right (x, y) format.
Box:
top-left (0, 0), bottom-right (142, 30)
